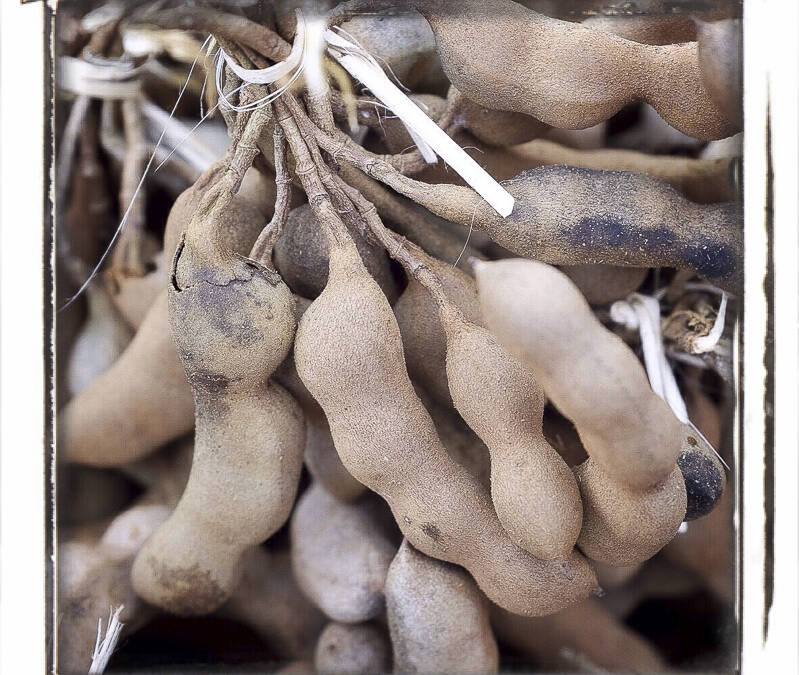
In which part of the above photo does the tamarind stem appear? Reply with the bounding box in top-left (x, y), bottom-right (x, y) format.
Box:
top-left (111, 98), bottom-right (149, 277)
top-left (250, 126), bottom-right (291, 266)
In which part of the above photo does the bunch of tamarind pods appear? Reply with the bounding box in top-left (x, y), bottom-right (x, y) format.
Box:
top-left (56, 0), bottom-right (740, 672)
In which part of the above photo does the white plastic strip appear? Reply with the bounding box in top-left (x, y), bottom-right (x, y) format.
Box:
top-left (325, 30), bottom-right (514, 218)
top-left (692, 292), bottom-right (728, 353)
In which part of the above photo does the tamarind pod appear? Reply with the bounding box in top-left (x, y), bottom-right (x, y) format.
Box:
top-left (120, 436), bottom-right (194, 509)
top-left (59, 290), bottom-right (196, 466)
top-left (476, 259), bottom-right (684, 489)
top-left (592, 560), bottom-right (642, 589)
top-left (58, 503), bottom-right (171, 674)
top-left (582, 14), bottom-right (698, 45)
top-left (294, 242), bottom-right (598, 616)
top-left (560, 264), bottom-right (648, 306)
top-left (404, 166), bottom-right (742, 289)
top-left (66, 280), bottom-right (134, 396)
top-left (386, 540), bottom-right (499, 674)
top-left (491, 598), bottom-right (667, 674)
top-left (410, 0), bottom-right (737, 139)
top-left (440, 306), bottom-right (584, 559)
top-left (394, 255), bottom-right (481, 408)
top-left (290, 483), bottom-right (397, 623)
top-left (274, 296), bottom-right (366, 503)
top-left (456, 92), bottom-right (550, 147)
top-left (132, 177), bottom-right (304, 613)
top-left (697, 19), bottom-right (742, 129)
top-left (274, 203), bottom-right (399, 302)
top-left (574, 459), bottom-right (686, 565)
top-left (221, 547), bottom-right (326, 660)
top-left (314, 622), bottom-right (391, 675)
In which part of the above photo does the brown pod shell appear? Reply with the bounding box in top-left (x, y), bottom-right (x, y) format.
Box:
top-left (294, 242), bottom-right (598, 616)
top-left (290, 483), bottom-right (397, 623)
top-left (441, 312), bottom-right (583, 559)
top-left (560, 264), bottom-right (648, 306)
top-left (386, 540), bottom-right (499, 674)
top-left (476, 259), bottom-right (683, 489)
top-left (574, 459), bottom-right (687, 566)
top-left (697, 19), bottom-right (742, 129)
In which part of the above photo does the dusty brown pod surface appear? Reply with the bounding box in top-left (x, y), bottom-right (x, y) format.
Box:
top-left (290, 483), bottom-right (397, 623)
top-left (560, 264), bottom-right (648, 305)
top-left (677, 423), bottom-right (726, 521)
top-left (386, 540), bottom-right (499, 674)
top-left (475, 258), bottom-right (683, 489)
top-left (574, 459), bottom-right (687, 566)
top-left (696, 18), bottom-right (742, 129)
top-left (294, 242), bottom-right (598, 616)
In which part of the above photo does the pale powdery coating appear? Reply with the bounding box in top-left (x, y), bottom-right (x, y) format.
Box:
top-left (314, 622), bottom-right (391, 675)
top-left (560, 264), bottom-right (648, 306)
top-left (105, 249), bottom-right (166, 330)
top-left (221, 547), bottom-right (326, 660)
top-left (131, 223), bottom-right (304, 615)
top-left (575, 459), bottom-right (686, 566)
top-left (441, 309), bottom-right (583, 560)
top-left (294, 242), bottom-right (597, 616)
top-left (394, 256), bottom-right (481, 408)
top-left (274, 203), bottom-right (399, 302)
top-left (58, 504), bottom-right (170, 674)
top-left (410, 0), bottom-right (737, 139)
top-left (491, 598), bottom-right (666, 673)
top-left (290, 483), bottom-right (397, 623)
top-left (386, 540), bottom-right (499, 674)
top-left (475, 258), bottom-right (683, 490)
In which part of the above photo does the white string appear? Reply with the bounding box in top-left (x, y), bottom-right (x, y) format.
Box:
top-left (88, 605), bottom-right (125, 674)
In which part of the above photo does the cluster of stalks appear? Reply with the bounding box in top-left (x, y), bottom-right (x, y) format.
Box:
top-left (56, 1), bottom-right (740, 673)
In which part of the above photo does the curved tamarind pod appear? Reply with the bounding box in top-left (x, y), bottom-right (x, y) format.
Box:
top-left (409, 0), bottom-right (737, 139)
top-left (560, 264), bottom-right (648, 306)
top-left (444, 332), bottom-right (583, 559)
top-left (294, 241), bottom-right (597, 616)
top-left (403, 165), bottom-right (742, 289)
top-left (386, 540), bottom-right (499, 674)
top-left (291, 483), bottom-right (397, 623)
top-left (132, 178), bottom-right (304, 614)
top-left (58, 503), bottom-right (170, 674)
top-left (455, 91), bottom-right (550, 147)
top-left (314, 622), bottom-right (391, 675)
top-left (574, 459), bottom-right (686, 565)
top-left (274, 297), bottom-right (366, 503)
top-left (60, 290), bottom-right (196, 466)
top-left (697, 19), bottom-right (742, 129)
top-left (274, 203), bottom-right (399, 302)
top-left (67, 279), bottom-right (134, 396)
top-left (490, 598), bottom-right (666, 674)
top-left (428, 272), bottom-right (582, 559)
top-left (475, 259), bottom-right (683, 489)
top-left (220, 547), bottom-right (326, 660)
top-left (394, 255), bottom-right (481, 407)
